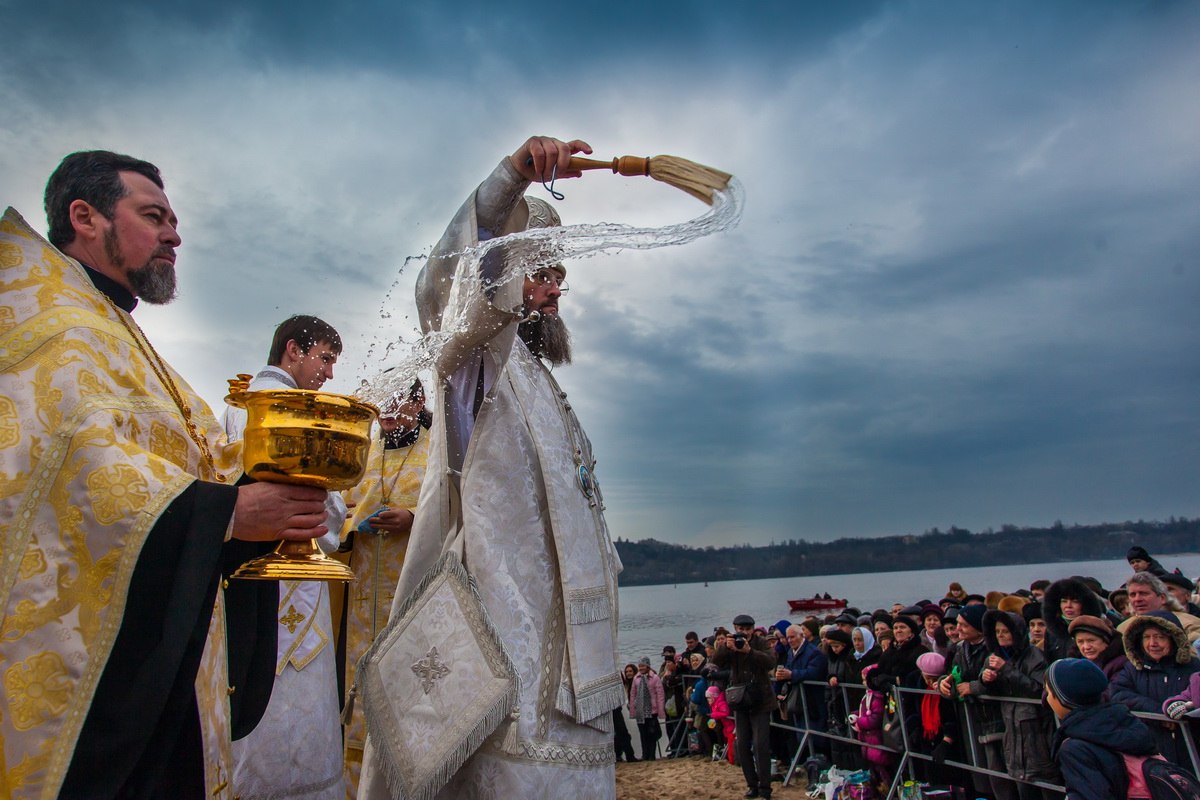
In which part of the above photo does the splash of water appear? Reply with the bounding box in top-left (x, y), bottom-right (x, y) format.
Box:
top-left (358, 179), bottom-right (744, 406)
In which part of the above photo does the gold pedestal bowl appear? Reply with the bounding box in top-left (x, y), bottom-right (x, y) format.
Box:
top-left (225, 374), bottom-right (379, 582)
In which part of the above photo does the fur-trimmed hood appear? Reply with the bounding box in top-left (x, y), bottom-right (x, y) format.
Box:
top-left (1043, 577), bottom-right (1107, 642)
top-left (1122, 614), bottom-right (1193, 669)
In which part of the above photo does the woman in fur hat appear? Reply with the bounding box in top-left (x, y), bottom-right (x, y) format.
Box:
top-left (1041, 577), bottom-right (1107, 662)
top-left (981, 611), bottom-right (1061, 798)
top-left (1109, 611), bottom-right (1200, 769)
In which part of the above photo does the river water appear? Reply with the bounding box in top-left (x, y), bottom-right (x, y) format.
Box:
top-left (616, 554), bottom-right (1200, 667)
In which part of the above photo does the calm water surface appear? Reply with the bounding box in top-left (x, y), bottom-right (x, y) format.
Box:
top-left (616, 554), bottom-right (1200, 667)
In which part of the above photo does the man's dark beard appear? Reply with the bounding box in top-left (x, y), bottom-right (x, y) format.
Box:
top-left (382, 425), bottom-right (421, 449)
top-left (518, 313), bottom-right (571, 365)
top-left (105, 227), bottom-right (177, 305)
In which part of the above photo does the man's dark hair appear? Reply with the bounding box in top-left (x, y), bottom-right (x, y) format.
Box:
top-left (267, 315), bottom-right (342, 365)
top-left (1030, 579), bottom-right (1051, 593)
top-left (44, 151), bottom-right (163, 248)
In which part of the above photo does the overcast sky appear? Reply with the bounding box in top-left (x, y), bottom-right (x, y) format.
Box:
top-left (3, 1), bottom-right (1198, 547)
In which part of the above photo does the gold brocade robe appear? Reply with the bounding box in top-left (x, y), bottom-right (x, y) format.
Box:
top-left (339, 432), bottom-right (428, 786)
top-left (0, 208), bottom-right (242, 798)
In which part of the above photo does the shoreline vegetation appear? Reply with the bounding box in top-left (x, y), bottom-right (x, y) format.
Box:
top-left (614, 516), bottom-right (1199, 587)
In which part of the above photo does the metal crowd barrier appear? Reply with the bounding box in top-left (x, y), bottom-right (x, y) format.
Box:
top-left (766, 678), bottom-right (1200, 800)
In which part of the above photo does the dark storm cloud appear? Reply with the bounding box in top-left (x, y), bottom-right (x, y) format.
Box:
top-left (2, 0), bottom-right (1198, 547)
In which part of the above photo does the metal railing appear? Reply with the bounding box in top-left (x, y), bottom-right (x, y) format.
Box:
top-left (762, 678), bottom-right (1200, 800)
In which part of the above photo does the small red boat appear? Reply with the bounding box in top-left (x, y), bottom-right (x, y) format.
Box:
top-left (787, 597), bottom-right (848, 612)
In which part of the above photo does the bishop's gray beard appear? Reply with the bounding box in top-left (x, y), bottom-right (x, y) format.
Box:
top-left (518, 313), bottom-right (572, 366)
top-left (105, 227), bottom-right (178, 305)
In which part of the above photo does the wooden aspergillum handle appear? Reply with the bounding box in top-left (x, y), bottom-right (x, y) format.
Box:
top-left (567, 156), bottom-right (651, 177)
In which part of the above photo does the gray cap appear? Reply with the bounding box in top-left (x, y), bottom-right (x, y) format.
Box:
top-left (732, 614), bottom-right (755, 626)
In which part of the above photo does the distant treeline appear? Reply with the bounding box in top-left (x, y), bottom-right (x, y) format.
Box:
top-left (613, 517), bottom-right (1200, 587)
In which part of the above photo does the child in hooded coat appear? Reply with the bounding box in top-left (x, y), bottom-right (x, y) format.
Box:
top-left (853, 662), bottom-right (895, 787)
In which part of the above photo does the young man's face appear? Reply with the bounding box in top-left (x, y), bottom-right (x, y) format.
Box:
top-left (288, 339), bottom-right (338, 390)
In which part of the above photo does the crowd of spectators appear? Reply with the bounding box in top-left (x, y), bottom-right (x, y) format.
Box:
top-left (618, 546), bottom-right (1200, 800)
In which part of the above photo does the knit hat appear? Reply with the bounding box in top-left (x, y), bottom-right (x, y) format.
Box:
top-left (1046, 658), bottom-right (1108, 709)
top-left (638, 656), bottom-right (651, 666)
top-left (1127, 545), bottom-right (1151, 563)
top-left (957, 604), bottom-right (986, 632)
top-left (826, 629), bottom-right (853, 648)
top-left (916, 652), bottom-right (946, 676)
top-left (705, 685), bottom-right (720, 699)
top-left (775, 619), bottom-right (793, 636)
top-left (1068, 614), bottom-right (1114, 642)
top-left (1021, 603), bottom-right (1043, 623)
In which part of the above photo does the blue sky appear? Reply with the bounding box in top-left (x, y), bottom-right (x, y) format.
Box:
top-left (3, 1), bottom-right (1197, 546)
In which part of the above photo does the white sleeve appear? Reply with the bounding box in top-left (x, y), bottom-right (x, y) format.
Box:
top-left (316, 491), bottom-right (347, 554)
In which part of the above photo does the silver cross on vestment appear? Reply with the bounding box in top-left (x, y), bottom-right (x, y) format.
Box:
top-left (411, 646), bottom-right (452, 694)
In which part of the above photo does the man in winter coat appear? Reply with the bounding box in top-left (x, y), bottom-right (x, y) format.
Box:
top-left (1119, 572), bottom-right (1200, 644)
top-left (715, 614), bottom-right (777, 799)
top-left (1110, 611), bottom-right (1200, 769)
top-left (940, 604), bottom-right (1018, 800)
top-left (1047, 658), bottom-right (1160, 800)
top-left (777, 624), bottom-right (829, 736)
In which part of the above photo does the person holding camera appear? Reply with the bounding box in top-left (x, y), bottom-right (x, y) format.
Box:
top-left (714, 614), bottom-right (777, 799)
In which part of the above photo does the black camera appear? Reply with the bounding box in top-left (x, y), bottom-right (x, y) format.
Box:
top-left (732, 634), bottom-right (746, 648)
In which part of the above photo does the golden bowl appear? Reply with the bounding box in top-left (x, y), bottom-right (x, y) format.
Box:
top-left (226, 376), bottom-right (379, 491)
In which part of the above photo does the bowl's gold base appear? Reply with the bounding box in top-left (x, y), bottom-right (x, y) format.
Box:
top-left (230, 540), bottom-right (354, 582)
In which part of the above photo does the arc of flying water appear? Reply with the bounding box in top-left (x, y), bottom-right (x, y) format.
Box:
top-left (358, 179), bottom-right (745, 407)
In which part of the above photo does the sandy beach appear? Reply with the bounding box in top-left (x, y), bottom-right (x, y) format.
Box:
top-left (616, 757), bottom-right (810, 800)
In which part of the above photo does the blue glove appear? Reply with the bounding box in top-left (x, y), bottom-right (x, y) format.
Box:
top-left (357, 507), bottom-right (388, 533)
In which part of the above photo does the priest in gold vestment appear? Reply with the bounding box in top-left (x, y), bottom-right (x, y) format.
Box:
top-left (0, 151), bottom-right (330, 799)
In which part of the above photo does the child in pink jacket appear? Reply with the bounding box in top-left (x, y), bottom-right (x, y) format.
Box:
top-left (706, 685), bottom-right (736, 764)
top-left (853, 663), bottom-right (895, 786)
